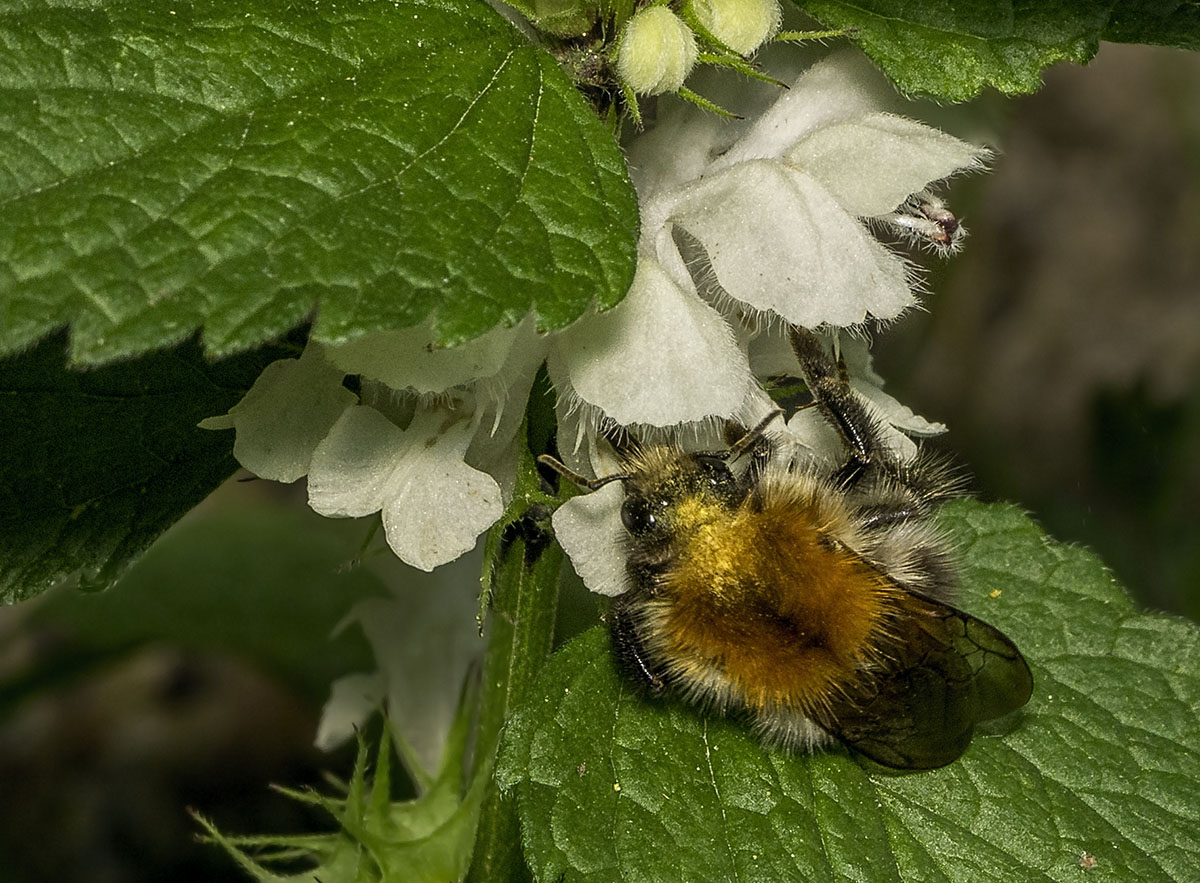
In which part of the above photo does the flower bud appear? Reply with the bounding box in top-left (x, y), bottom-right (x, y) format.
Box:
top-left (692, 0), bottom-right (781, 55)
top-left (616, 7), bottom-right (699, 95)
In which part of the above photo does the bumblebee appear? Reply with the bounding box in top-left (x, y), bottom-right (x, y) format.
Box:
top-left (540, 326), bottom-right (1032, 770)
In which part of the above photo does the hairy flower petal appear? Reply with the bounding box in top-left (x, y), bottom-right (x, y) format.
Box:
top-left (199, 344), bottom-right (355, 483)
top-left (308, 407), bottom-right (503, 571)
top-left (852, 380), bottom-right (946, 437)
top-left (325, 318), bottom-right (529, 395)
top-left (789, 113), bottom-right (989, 218)
top-left (553, 245), bottom-right (752, 426)
top-left (710, 50), bottom-right (893, 170)
top-left (307, 406), bottom-right (402, 517)
top-left (551, 484), bottom-right (629, 597)
top-left (671, 161), bottom-right (913, 326)
top-left (625, 100), bottom-right (726, 202)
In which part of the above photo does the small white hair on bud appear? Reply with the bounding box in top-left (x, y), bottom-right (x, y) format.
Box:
top-left (616, 6), bottom-right (699, 95)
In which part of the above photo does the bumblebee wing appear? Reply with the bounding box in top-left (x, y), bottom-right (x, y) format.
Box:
top-left (824, 593), bottom-right (1033, 770)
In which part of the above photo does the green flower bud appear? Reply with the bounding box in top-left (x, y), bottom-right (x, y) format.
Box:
top-left (616, 7), bottom-right (699, 95)
top-left (692, 0), bottom-right (780, 55)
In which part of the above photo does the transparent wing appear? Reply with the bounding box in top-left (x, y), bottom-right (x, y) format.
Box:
top-left (823, 592), bottom-right (1033, 770)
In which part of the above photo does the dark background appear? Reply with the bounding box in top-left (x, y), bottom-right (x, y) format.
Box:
top-left (878, 41), bottom-right (1200, 622)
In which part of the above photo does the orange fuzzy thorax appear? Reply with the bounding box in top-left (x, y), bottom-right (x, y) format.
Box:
top-left (651, 490), bottom-right (898, 717)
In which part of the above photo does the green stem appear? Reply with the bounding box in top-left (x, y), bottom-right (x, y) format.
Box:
top-left (466, 373), bottom-right (564, 882)
top-left (466, 518), bottom-right (563, 882)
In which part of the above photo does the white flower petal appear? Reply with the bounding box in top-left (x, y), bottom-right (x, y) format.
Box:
top-left (548, 392), bottom-right (628, 479)
top-left (325, 318), bottom-right (527, 395)
top-left (835, 336), bottom-right (945, 438)
top-left (788, 113), bottom-right (989, 217)
top-left (553, 249), bottom-right (753, 426)
top-left (851, 380), bottom-right (946, 438)
top-left (315, 672), bottom-right (386, 752)
top-left (199, 413), bottom-right (234, 430)
top-left (551, 483), bottom-right (629, 597)
top-left (785, 406), bottom-right (844, 464)
top-left (464, 324), bottom-right (547, 505)
top-left (471, 317), bottom-right (547, 443)
top-left (466, 423), bottom-right (522, 506)
top-left (746, 326), bottom-right (801, 377)
top-left (709, 49), bottom-right (893, 171)
top-left (671, 161), bottom-right (913, 326)
top-left (833, 333), bottom-right (882, 384)
top-left (335, 547), bottom-right (483, 776)
top-left (624, 98), bottom-right (727, 201)
top-left (200, 344), bottom-right (355, 483)
top-left (307, 406), bottom-right (403, 517)
top-left (378, 412), bottom-right (504, 572)
top-left (309, 405), bottom-right (504, 570)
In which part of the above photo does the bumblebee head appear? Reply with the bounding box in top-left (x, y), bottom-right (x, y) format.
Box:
top-left (617, 451), bottom-right (740, 541)
top-left (536, 409), bottom-right (783, 542)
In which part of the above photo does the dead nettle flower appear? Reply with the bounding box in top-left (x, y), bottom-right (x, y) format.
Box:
top-left (549, 50), bottom-right (987, 442)
top-left (201, 317), bottom-right (546, 571)
top-left (545, 50), bottom-right (988, 596)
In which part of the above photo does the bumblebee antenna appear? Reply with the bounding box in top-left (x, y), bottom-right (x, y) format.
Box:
top-left (726, 408), bottom-right (784, 461)
top-left (537, 454), bottom-right (631, 491)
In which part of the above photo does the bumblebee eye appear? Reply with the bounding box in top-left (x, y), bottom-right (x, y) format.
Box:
top-left (693, 455), bottom-right (735, 495)
top-left (620, 497), bottom-right (659, 534)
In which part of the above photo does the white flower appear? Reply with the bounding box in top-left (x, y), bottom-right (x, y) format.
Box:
top-left (202, 318), bottom-right (546, 571)
top-left (663, 50), bottom-right (988, 328)
top-left (669, 159), bottom-right (914, 326)
top-left (306, 404), bottom-right (501, 571)
top-left (316, 547), bottom-right (484, 780)
top-left (551, 49), bottom-right (985, 439)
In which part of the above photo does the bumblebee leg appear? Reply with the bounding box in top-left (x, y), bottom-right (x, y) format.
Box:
top-left (610, 597), bottom-right (668, 696)
top-left (722, 411), bottom-right (781, 494)
top-left (856, 504), bottom-right (923, 531)
top-left (740, 437), bottom-right (773, 494)
top-left (788, 326), bottom-right (887, 486)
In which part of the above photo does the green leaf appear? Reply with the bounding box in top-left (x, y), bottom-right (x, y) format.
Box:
top-left (0, 330), bottom-right (295, 603)
top-left (0, 0), bottom-right (637, 365)
top-left (796, 1), bottom-right (1114, 100)
top-left (498, 500), bottom-right (1200, 882)
top-left (1103, 2), bottom-right (1200, 50)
